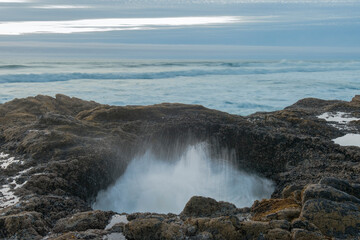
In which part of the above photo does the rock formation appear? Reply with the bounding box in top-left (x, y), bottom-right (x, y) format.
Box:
top-left (0, 94), bottom-right (359, 239)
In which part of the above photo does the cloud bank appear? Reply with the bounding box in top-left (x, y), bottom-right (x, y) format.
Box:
top-left (0, 16), bottom-right (270, 35)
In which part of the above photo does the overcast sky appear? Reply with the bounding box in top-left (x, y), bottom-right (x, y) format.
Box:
top-left (0, 0), bottom-right (359, 59)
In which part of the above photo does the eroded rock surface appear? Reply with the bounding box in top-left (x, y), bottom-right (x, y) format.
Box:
top-left (0, 94), bottom-right (359, 239)
top-left (181, 196), bottom-right (237, 218)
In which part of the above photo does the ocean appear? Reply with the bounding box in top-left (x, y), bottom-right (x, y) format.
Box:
top-left (0, 59), bottom-right (359, 116)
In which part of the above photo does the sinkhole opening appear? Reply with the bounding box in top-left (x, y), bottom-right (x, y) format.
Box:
top-left (92, 142), bottom-right (274, 214)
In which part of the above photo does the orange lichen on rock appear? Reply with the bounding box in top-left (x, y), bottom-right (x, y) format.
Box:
top-left (251, 198), bottom-right (301, 221)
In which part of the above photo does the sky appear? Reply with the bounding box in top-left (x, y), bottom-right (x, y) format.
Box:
top-left (0, 0), bottom-right (359, 59)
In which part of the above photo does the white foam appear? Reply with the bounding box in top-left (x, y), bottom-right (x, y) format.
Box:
top-left (18, 167), bottom-right (33, 175)
top-left (105, 214), bottom-right (128, 230)
top-left (0, 164), bottom-right (32, 208)
top-left (0, 157), bottom-right (22, 169)
top-left (0, 152), bottom-right (9, 158)
top-left (13, 179), bottom-right (28, 189)
top-left (333, 133), bottom-right (360, 147)
top-left (0, 152), bottom-right (25, 169)
top-left (318, 112), bottom-right (360, 124)
top-left (103, 233), bottom-right (126, 240)
top-left (0, 185), bottom-right (19, 208)
top-left (93, 143), bottom-right (274, 214)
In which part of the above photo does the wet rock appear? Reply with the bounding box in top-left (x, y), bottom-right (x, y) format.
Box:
top-left (47, 229), bottom-right (106, 240)
top-left (0, 211), bottom-right (49, 239)
top-left (53, 210), bottom-right (114, 233)
top-left (123, 217), bottom-right (183, 240)
top-left (185, 224), bottom-right (197, 236)
top-left (24, 174), bottom-right (70, 196)
top-left (181, 196), bottom-right (237, 218)
top-left (281, 184), bottom-right (304, 201)
top-left (302, 184), bottom-right (360, 204)
top-left (265, 208), bottom-right (301, 222)
top-left (192, 231), bottom-right (213, 240)
top-left (319, 177), bottom-right (360, 199)
top-left (301, 198), bottom-right (360, 238)
top-left (291, 218), bottom-right (320, 232)
top-left (266, 228), bottom-right (291, 240)
top-left (20, 195), bottom-right (90, 225)
top-left (251, 198), bottom-right (301, 221)
top-left (269, 220), bottom-right (290, 230)
top-left (185, 216), bottom-right (242, 240)
top-left (238, 221), bottom-right (270, 239)
top-left (290, 228), bottom-right (325, 240)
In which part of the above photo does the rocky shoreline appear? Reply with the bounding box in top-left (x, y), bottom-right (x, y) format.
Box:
top-left (0, 94), bottom-right (359, 239)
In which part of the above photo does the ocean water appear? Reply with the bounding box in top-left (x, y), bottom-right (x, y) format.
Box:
top-left (0, 59), bottom-right (359, 115)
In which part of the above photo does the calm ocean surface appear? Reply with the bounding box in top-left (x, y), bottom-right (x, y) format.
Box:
top-left (0, 59), bottom-right (359, 116)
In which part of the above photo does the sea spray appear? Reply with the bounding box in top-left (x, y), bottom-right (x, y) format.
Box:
top-left (92, 142), bottom-right (274, 214)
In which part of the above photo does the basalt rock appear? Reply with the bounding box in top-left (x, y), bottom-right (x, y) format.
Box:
top-left (0, 94), bottom-right (360, 239)
top-left (184, 216), bottom-right (243, 240)
top-left (301, 194), bottom-right (360, 238)
top-left (290, 228), bottom-right (325, 240)
top-left (319, 177), bottom-right (360, 199)
top-left (0, 211), bottom-right (49, 239)
top-left (181, 196), bottom-right (237, 218)
top-left (53, 210), bottom-right (114, 233)
top-left (251, 198), bottom-right (301, 221)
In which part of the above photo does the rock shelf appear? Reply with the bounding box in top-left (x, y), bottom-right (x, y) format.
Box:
top-left (0, 94), bottom-right (359, 239)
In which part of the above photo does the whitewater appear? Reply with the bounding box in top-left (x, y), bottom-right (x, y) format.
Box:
top-left (0, 59), bottom-right (359, 115)
top-left (92, 143), bottom-right (274, 214)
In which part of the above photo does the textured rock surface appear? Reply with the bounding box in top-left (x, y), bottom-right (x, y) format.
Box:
top-left (0, 94), bottom-right (359, 239)
top-left (53, 210), bottom-right (114, 233)
top-left (181, 196), bottom-right (237, 218)
top-left (301, 198), bottom-right (360, 238)
top-left (251, 198), bottom-right (301, 221)
top-left (0, 211), bottom-right (49, 239)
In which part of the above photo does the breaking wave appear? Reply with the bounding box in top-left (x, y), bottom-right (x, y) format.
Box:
top-left (0, 68), bottom-right (358, 84)
top-left (1, 60), bottom-right (360, 83)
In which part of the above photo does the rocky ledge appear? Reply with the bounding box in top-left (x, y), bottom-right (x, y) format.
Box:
top-left (0, 94), bottom-right (359, 239)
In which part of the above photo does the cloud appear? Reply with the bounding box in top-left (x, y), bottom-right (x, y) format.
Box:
top-left (0, 0), bottom-right (31, 2)
top-left (0, 16), bottom-right (271, 35)
top-left (31, 5), bottom-right (92, 9)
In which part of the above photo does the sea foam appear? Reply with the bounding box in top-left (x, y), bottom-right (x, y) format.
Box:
top-left (92, 143), bottom-right (274, 214)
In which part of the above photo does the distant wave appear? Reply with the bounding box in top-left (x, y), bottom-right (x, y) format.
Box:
top-left (235, 102), bottom-right (274, 110)
top-left (1, 64), bottom-right (359, 83)
top-left (2, 60), bottom-right (360, 70)
top-left (0, 65), bottom-right (30, 70)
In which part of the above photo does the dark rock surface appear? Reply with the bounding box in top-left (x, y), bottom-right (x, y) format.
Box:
top-left (53, 210), bottom-right (114, 233)
top-left (0, 94), bottom-right (359, 239)
top-left (181, 196), bottom-right (237, 218)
